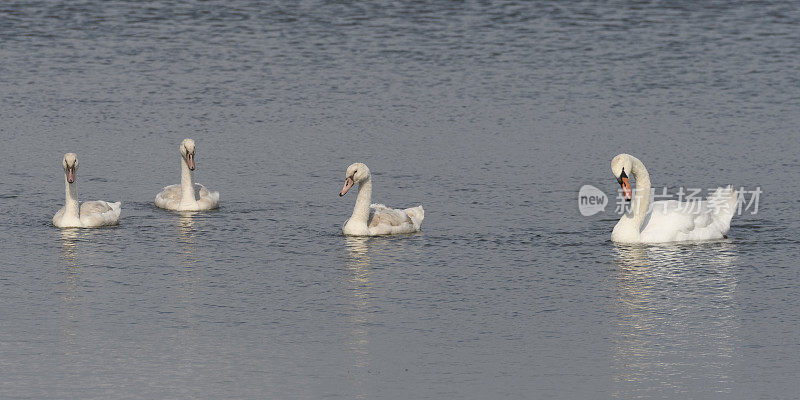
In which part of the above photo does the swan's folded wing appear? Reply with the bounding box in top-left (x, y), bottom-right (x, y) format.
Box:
top-left (53, 206), bottom-right (66, 225)
top-left (683, 187), bottom-right (737, 240)
top-left (641, 200), bottom-right (696, 241)
top-left (368, 204), bottom-right (423, 235)
top-left (80, 201), bottom-right (121, 226)
top-left (155, 184), bottom-right (181, 209)
top-left (644, 195), bottom-right (733, 242)
top-left (195, 183), bottom-right (220, 209)
top-left (404, 205), bottom-right (424, 225)
top-left (369, 204), bottom-right (410, 227)
top-left (704, 186), bottom-right (738, 231)
top-left (80, 200), bottom-right (114, 215)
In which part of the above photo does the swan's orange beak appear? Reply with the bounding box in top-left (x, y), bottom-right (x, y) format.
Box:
top-left (620, 176), bottom-right (632, 201)
top-left (66, 167), bottom-right (75, 183)
top-left (187, 153), bottom-right (195, 171)
top-left (339, 177), bottom-right (354, 197)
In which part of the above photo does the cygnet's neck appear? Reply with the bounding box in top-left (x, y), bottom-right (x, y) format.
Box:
top-left (349, 177), bottom-right (372, 224)
top-left (64, 174), bottom-right (80, 218)
top-left (180, 159), bottom-right (197, 206)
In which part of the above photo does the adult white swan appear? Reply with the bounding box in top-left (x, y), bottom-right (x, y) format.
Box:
top-left (610, 154), bottom-right (738, 243)
top-left (339, 163), bottom-right (424, 236)
top-left (155, 138), bottom-right (219, 211)
top-left (53, 153), bottom-right (121, 228)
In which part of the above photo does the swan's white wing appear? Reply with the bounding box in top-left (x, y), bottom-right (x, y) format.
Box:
top-left (79, 201), bottom-right (121, 227)
top-left (368, 204), bottom-right (424, 235)
top-left (53, 206), bottom-right (66, 225)
top-left (639, 200), bottom-right (697, 242)
top-left (155, 183), bottom-right (218, 211)
top-left (703, 186), bottom-right (738, 235)
top-left (155, 184), bottom-right (182, 210)
top-left (640, 187), bottom-right (737, 242)
top-left (196, 183), bottom-right (220, 210)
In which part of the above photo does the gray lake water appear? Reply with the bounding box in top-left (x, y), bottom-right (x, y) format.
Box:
top-left (2, 1), bottom-right (799, 398)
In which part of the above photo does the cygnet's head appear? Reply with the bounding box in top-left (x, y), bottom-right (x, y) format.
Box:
top-left (611, 153), bottom-right (633, 201)
top-left (339, 162), bottom-right (370, 197)
top-left (180, 138), bottom-right (196, 171)
top-left (62, 153), bottom-right (78, 183)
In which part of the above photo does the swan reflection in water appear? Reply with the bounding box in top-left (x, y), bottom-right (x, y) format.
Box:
top-left (611, 242), bottom-right (740, 399)
top-left (342, 236), bottom-right (375, 397)
top-left (169, 212), bottom-right (203, 384)
top-left (59, 228), bottom-right (81, 350)
top-left (175, 212), bottom-right (201, 326)
top-left (177, 212), bottom-right (198, 251)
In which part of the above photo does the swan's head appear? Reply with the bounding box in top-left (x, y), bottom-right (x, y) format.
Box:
top-left (62, 153), bottom-right (78, 183)
top-left (180, 138), bottom-right (196, 171)
top-left (339, 162), bottom-right (370, 197)
top-left (611, 154), bottom-right (633, 201)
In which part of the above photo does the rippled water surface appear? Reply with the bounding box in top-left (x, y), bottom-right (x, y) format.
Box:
top-left (2, 1), bottom-right (799, 398)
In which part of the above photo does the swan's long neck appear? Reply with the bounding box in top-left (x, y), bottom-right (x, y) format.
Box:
top-left (64, 174), bottom-right (80, 218)
top-left (629, 156), bottom-right (651, 230)
top-left (349, 177), bottom-right (372, 224)
top-left (180, 159), bottom-right (197, 206)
